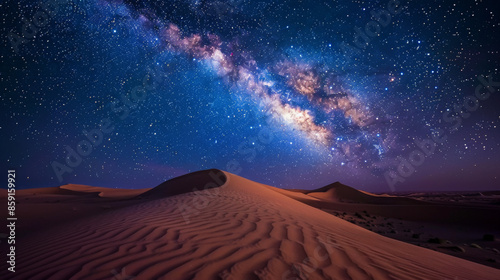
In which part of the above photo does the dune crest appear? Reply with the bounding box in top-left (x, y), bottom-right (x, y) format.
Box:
top-left (138, 169), bottom-right (227, 199)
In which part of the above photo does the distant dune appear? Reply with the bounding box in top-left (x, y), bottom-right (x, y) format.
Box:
top-left (302, 181), bottom-right (425, 205)
top-left (10, 184), bottom-right (151, 199)
top-left (1, 170), bottom-right (498, 279)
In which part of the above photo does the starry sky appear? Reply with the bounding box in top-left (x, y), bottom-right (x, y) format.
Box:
top-left (2, 0), bottom-right (500, 192)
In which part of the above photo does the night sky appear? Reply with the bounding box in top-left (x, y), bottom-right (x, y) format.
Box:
top-left (2, 0), bottom-right (499, 192)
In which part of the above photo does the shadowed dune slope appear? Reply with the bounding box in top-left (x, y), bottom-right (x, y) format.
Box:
top-left (4, 171), bottom-right (498, 280)
top-left (138, 169), bottom-right (227, 199)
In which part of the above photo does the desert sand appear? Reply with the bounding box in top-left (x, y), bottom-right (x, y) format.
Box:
top-left (1, 169), bottom-right (499, 279)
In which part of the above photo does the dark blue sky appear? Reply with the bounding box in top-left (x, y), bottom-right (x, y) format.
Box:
top-left (2, 0), bottom-right (499, 192)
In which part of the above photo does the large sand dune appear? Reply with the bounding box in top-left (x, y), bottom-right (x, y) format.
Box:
top-left (2, 170), bottom-right (498, 279)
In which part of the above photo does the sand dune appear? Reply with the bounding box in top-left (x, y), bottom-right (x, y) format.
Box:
top-left (9, 184), bottom-right (150, 199)
top-left (2, 170), bottom-right (498, 279)
top-left (273, 185), bottom-right (500, 229)
top-left (60, 184), bottom-right (150, 198)
top-left (5, 185), bottom-right (151, 235)
top-left (303, 182), bottom-right (425, 205)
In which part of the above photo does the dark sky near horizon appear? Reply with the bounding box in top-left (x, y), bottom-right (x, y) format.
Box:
top-left (1, 0), bottom-right (500, 192)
